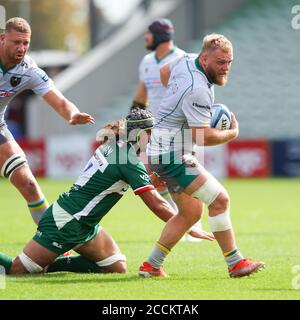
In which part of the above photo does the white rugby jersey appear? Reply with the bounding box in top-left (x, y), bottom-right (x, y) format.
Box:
top-left (139, 47), bottom-right (185, 118)
top-left (0, 54), bottom-right (54, 125)
top-left (148, 54), bottom-right (215, 156)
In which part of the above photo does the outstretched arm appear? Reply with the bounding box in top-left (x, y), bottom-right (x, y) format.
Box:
top-left (138, 189), bottom-right (215, 241)
top-left (43, 88), bottom-right (95, 125)
top-left (139, 189), bottom-right (175, 222)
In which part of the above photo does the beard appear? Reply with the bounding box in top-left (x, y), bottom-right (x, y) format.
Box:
top-left (146, 42), bottom-right (155, 51)
top-left (206, 65), bottom-right (229, 86)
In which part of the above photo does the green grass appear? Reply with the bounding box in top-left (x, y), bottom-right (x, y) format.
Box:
top-left (0, 178), bottom-right (300, 300)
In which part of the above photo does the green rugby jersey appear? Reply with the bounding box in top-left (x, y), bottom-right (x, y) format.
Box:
top-left (54, 140), bottom-right (154, 229)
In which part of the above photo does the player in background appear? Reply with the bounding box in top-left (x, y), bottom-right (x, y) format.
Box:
top-left (131, 18), bottom-right (202, 240)
top-left (0, 17), bottom-right (95, 226)
top-left (139, 34), bottom-right (265, 278)
top-left (0, 108), bottom-right (214, 275)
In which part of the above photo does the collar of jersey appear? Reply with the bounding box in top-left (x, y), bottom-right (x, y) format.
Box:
top-left (194, 57), bottom-right (213, 85)
top-left (155, 47), bottom-right (176, 63)
top-left (0, 58), bottom-right (16, 75)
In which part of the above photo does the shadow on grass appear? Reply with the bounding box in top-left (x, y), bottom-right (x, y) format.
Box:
top-left (6, 271), bottom-right (213, 285)
top-left (7, 272), bottom-right (171, 285)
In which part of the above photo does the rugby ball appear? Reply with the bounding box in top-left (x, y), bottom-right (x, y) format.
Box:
top-left (211, 103), bottom-right (232, 130)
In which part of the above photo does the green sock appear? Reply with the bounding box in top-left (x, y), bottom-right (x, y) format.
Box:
top-left (0, 252), bottom-right (13, 273)
top-left (45, 255), bottom-right (102, 273)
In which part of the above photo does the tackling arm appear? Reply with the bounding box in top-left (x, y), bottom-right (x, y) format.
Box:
top-left (139, 189), bottom-right (215, 241)
top-left (43, 88), bottom-right (95, 125)
top-left (139, 189), bottom-right (176, 222)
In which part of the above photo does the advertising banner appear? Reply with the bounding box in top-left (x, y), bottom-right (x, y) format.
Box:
top-left (194, 145), bottom-right (227, 179)
top-left (272, 140), bottom-right (300, 176)
top-left (227, 140), bottom-right (270, 177)
top-left (46, 135), bottom-right (92, 178)
top-left (18, 139), bottom-right (46, 176)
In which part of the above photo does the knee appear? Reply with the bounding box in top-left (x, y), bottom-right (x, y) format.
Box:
top-left (102, 261), bottom-right (127, 274)
top-left (114, 261), bottom-right (127, 273)
top-left (209, 191), bottom-right (230, 214)
top-left (207, 192), bottom-right (232, 232)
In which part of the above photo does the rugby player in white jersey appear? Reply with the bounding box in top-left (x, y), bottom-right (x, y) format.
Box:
top-left (0, 18), bottom-right (94, 226)
top-left (132, 18), bottom-right (203, 241)
top-left (139, 34), bottom-right (265, 278)
top-left (0, 108), bottom-right (214, 275)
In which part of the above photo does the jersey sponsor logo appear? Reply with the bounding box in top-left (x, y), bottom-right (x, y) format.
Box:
top-left (0, 91), bottom-right (14, 98)
top-left (10, 76), bottom-right (22, 87)
top-left (140, 174), bottom-right (151, 182)
top-left (192, 102), bottom-right (210, 110)
top-left (52, 241), bottom-right (63, 249)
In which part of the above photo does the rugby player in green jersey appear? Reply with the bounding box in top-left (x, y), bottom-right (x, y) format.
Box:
top-left (0, 108), bottom-right (214, 275)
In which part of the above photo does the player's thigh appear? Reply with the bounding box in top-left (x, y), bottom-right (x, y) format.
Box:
top-left (11, 239), bottom-right (59, 273)
top-left (0, 138), bottom-right (41, 195)
top-left (0, 139), bottom-right (25, 167)
top-left (171, 192), bottom-right (203, 220)
top-left (23, 239), bottom-right (59, 266)
top-left (75, 227), bottom-right (121, 262)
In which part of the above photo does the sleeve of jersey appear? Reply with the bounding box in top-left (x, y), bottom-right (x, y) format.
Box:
top-left (182, 90), bottom-right (212, 128)
top-left (119, 160), bottom-right (154, 195)
top-left (30, 67), bottom-right (54, 96)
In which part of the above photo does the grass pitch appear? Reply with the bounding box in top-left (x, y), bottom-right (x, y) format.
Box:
top-left (0, 178), bottom-right (299, 300)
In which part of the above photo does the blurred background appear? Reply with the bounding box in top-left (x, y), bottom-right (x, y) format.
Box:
top-left (1, 0), bottom-right (300, 179)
